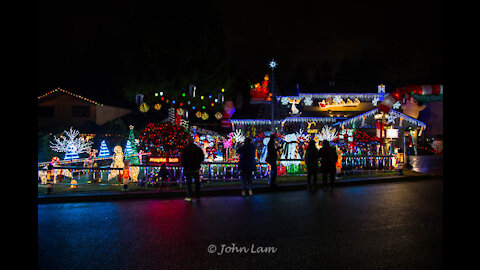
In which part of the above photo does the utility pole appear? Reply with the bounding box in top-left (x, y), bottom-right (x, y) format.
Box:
top-left (269, 59), bottom-right (277, 132)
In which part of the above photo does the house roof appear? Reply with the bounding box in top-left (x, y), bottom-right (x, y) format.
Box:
top-left (38, 87), bottom-right (139, 110)
top-left (333, 108), bottom-right (427, 129)
top-left (38, 88), bottom-right (104, 106)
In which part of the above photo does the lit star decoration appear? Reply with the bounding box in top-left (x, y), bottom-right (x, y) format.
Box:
top-left (269, 59), bottom-right (277, 69)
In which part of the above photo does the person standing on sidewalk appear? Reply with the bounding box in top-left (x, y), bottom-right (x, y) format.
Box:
top-left (181, 136), bottom-right (205, 201)
top-left (265, 134), bottom-right (279, 188)
top-left (237, 137), bottom-right (256, 196)
top-left (318, 140), bottom-right (338, 191)
top-left (305, 139), bottom-right (319, 192)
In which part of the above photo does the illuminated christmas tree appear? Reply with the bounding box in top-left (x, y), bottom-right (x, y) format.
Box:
top-left (50, 127), bottom-right (93, 160)
top-left (125, 125), bottom-right (139, 164)
top-left (98, 140), bottom-right (110, 157)
top-left (64, 144), bottom-right (80, 160)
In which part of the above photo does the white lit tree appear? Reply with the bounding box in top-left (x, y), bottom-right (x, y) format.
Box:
top-left (316, 126), bottom-right (338, 142)
top-left (50, 127), bottom-right (93, 160)
top-left (232, 129), bottom-right (245, 144)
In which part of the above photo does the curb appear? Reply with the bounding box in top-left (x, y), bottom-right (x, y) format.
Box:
top-left (37, 174), bottom-right (441, 204)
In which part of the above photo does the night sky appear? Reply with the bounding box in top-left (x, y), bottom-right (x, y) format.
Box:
top-left (37, 0), bottom-right (443, 102)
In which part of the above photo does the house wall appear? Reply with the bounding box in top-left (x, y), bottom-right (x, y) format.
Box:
top-left (418, 101), bottom-right (443, 138)
top-left (96, 105), bottom-right (132, 126)
top-left (38, 95), bottom-right (96, 128)
top-left (38, 93), bottom-right (132, 128)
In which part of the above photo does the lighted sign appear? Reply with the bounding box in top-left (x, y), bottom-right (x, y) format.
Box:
top-left (386, 128), bottom-right (399, 139)
top-left (149, 157), bottom-right (180, 163)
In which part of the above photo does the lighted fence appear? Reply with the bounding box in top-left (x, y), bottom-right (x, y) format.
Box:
top-left (38, 155), bottom-right (396, 186)
top-left (341, 155), bottom-right (395, 170)
top-left (37, 163), bottom-right (270, 185)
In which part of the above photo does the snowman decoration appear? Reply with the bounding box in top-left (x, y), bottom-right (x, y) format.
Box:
top-left (108, 145), bottom-right (125, 180)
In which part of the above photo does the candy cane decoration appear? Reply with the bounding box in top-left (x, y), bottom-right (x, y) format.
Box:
top-left (378, 84), bottom-right (443, 114)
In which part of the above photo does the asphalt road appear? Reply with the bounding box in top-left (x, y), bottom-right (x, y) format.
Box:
top-left (409, 155), bottom-right (443, 176)
top-left (38, 179), bottom-right (443, 270)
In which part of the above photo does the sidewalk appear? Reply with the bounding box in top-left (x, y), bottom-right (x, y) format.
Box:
top-left (37, 170), bottom-right (441, 204)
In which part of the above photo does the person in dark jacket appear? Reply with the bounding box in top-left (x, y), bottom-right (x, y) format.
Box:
top-left (304, 139), bottom-right (319, 192)
top-left (181, 136), bottom-right (205, 201)
top-left (237, 137), bottom-right (256, 196)
top-left (318, 140), bottom-right (338, 191)
top-left (265, 134), bottom-right (279, 188)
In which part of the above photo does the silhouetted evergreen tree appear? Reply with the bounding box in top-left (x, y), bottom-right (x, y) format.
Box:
top-left (119, 0), bottom-right (235, 103)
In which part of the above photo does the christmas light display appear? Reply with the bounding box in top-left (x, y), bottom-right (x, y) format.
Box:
top-left (318, 97), bottom-right (360, 109)
top-left (139, 122), bottom-right (189, 158)
top-left (280, 132), bottom-right (304, 167)
top-left (108, 145), bottom-right (124, 180)
top-left (125, 141), bottom-right (134, 155)
top-left (283, 117), bottom-right (341, 124)
top-left (38, 157), bottom-right (74, 184)
top-left (50, 127), bottom-right (93, 160)
top-left (98, 140), bottom-right (110, 157)
top-left (316, 126), bottom-right (338, 142)
top-left (288, 98), bottom-right (301, 115)
top-left (125, 126), bottom-right (139, 164)
top-left (231, 129), bottom-right (245, 144)
top-left (139, 102), bottom-right (149, 113)
top-left (38, 88), bottom-right (103, 106)
top-left (333, 108), bottom-right (426, 129)
top-left (250, 74), bottom-right (272, 102)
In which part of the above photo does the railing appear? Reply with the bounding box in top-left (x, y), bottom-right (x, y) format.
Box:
top-left (38, 155), bottom-right (396, 186)
top-left (341, 155), bottom-right (395, 170)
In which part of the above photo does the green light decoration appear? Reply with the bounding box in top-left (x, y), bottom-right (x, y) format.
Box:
top-left (287, 164), bottom-right (300, 174)
top-left (125, 126), bottom-right (139, 164)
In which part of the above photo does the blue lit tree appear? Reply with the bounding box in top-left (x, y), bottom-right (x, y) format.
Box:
top-left (98, 140), bottom-right (110, 158)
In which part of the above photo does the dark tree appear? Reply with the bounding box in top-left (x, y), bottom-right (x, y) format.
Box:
top-left (119, 0), bottom-right (235, 104)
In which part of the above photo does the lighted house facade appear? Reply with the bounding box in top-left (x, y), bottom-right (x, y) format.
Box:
top-left (230, 85), bottom-right (428, 157)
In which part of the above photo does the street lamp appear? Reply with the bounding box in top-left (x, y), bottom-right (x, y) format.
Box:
top-left (269, 59), bottom-right (277, 132)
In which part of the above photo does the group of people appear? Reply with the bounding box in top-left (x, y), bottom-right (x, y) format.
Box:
top-left (180, 134), bottom-right (339, 201)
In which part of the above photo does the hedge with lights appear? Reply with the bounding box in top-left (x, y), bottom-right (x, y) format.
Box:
top-left (139, 122), bottom-right (189, 158)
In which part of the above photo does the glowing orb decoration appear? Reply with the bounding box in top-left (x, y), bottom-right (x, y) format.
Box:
top-left (139, 102), bottom-right (149, 113)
